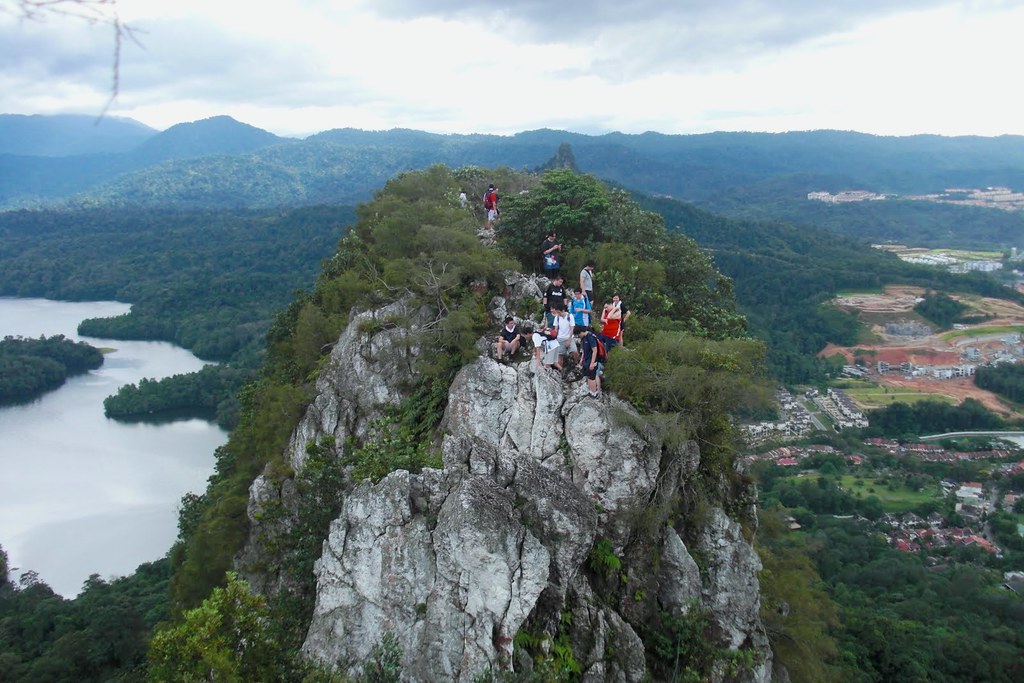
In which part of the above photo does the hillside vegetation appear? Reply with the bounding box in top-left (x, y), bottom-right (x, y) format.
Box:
top-left (5, 116), bottom-right (1024, 250)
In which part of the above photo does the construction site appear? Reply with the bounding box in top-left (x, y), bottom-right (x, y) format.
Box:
top-left (822, 285), bottom-right (1024, 418)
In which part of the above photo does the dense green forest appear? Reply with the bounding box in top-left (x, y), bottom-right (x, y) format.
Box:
top-left (914, 290), bottom-right (973, 328)
top-left (0, 546), bottom-right (171, 683)
top-left (0, 205), bottom-right (353, 420)
top-left (103, 365), bottom-right (250, 429)
top-left (759, 513), bottom-right (1024, 682)
top-left (637, 194), bottom-right (1022, 383)
top-left (0, 335), bottom-right (104, 404)
top-left (864, 398), bottom-right (1009, 436)
top-left (753, 442), bottom-right (1024, 683)
top-left (976, 363), bottom-right (1024, 406)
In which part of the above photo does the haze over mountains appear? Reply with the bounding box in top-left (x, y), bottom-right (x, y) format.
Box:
top-left (4, 114), bottom-right (1024, 247)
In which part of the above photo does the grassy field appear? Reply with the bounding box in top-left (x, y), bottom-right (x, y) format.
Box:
top-left (940, 325), bottom-right (1024, 342)
top-left (834, 380), bottom-right (956, 409)
top-left (785, 473), bottom-right (945, 513)
top-left (837, 474), bottom-right (945, 512)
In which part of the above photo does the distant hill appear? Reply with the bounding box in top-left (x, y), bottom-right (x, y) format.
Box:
top-left (0, 113), bottom-right (156, 156)
top-left (130, 115), bottom-right (286, 164)
top-left (3, 116), bottom-right (1024, 247)
top-left (0, 116), bottom-right (290, 208)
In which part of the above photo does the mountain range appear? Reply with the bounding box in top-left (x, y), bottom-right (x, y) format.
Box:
top-left (2, 114), bottom-right (1024, 249)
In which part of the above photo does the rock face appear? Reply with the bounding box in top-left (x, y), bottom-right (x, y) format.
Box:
top-left (244, 294), bottom-right (774, 681)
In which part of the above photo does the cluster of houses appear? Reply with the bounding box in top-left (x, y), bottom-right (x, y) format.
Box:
top-left (863, 438), bottom-right (1015, 463)
top-left (807, 190), bottom-right (885, 203)
top-left (740, 388), bottom-right (816, 445)
top-left (812, 388), bottom-right (868, 429)
top-left (745, 444), bottom-right (864, 468)
top-left (864, 437), bottom-right (1015, 461)
top-left (875, 360), bottom-right (977, 379)
top-left (886, 514), bottom-right (999, 555)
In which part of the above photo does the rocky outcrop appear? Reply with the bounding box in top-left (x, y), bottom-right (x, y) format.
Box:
top-left (298, 350), bottom-right (773, 681)
top-left (242, 290), bottom-right (774, 681)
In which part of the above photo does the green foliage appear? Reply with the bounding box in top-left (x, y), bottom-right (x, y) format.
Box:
top-left (756, 510), bottom-right (846, 682)
top-left (360, 632), bottom-right (403, 683)
top-left (865, 398), bottom-right (1006, 437)
top-left (0, 556), bottom-right (173, 683)
top-left (914, 291), bottom-right (970, 329)
top-left (498, 169), bottom-right (610, 266)
top-left (345, 416), bottom-right (442, 483)
top-left (0, 334), bottom-right (104, 404)
top-left (976, 362), bottom-right (1024, 405)
top-left (147, 572), bottom-right (287, 682)
top-left (509, 630), bottom-right (581, 682)
top-left (499, 173), bottom-right (746, 339)
top-left (604, 333), bottom-right (772, 463)
top-left (103, 365), bottom-right (250, 429)
top-left (587, 537), bottom-right (622, 579)
top-left (643, 605), bottom-right (752, 682)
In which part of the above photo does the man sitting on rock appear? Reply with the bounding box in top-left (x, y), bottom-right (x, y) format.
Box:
top-left (495, 316), bottom-right (524, 363)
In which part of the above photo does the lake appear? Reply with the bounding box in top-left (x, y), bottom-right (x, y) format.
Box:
top-left (0, 298), bottom-right (227, 596)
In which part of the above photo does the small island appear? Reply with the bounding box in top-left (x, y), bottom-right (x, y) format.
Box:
top-left (0, 335), bottom-right (105, 405)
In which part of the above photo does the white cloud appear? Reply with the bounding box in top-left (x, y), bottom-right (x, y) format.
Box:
top-left (0, 0), bottom-right (1021, 136)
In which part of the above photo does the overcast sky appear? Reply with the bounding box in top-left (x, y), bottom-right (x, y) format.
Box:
top-left (1, 0), bottom-right (1021, 138)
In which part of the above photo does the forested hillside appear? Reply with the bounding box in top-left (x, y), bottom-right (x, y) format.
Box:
top-left (0, 335), bottom-right (104, 404)
top-left (5, 117), bottom-right (1024, 251)
top-left (638, 194), bottom-right (1022, 382)
top-left (0, 205), bottom-right (353, 425)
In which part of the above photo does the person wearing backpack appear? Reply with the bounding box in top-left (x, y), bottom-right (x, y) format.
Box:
top-left (484, 185), bottom-right (499, 227)
top-left (576, 326), bottom-right (604, 396)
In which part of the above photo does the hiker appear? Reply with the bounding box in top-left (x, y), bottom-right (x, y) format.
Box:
top-left (576, 326), bottom-right (605, 396)
top-left (458, 189), bottom-right (468, 207)
top-left (600, 294), bottom-right (631, 347)
top-left (540, 231), bottom-right (561, 277)
top-left (568, 288), bottom-right (593, 328)
top-left (495, 315), bottom-right (524, 363)
top-left (551, 305), bottom-right (575, 371)
top-left (579, 261), bottom-right (595, 303)
top-left (531, 325), bottom-right (553, 369)
top-left (567, 289), bottom-right (593, 365)
top-left (484, 185), bottom-right (499, 227)
top-left (542, 273), bottom-right (566, 328)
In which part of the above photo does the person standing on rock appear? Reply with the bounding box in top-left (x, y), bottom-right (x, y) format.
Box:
top-left (551, 305), bottom-right (574, 373)
top-left (600, 294), bottom-right (631, 347)
top-left (542, 274), bottom-right (566, 329)
top-left (576, 326), bottom-right (604, 396)
top-left (540, 231), bottom-right (562, 277)
top-left (484, 185), bottom-right (499, 228)
top-left (530, 325), bottom-right (552, 368)
top-left (579, 260), bottom-right (595, 303)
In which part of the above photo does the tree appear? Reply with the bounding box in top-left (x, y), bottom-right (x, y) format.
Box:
top-left (148, 573), bottom-right (286, 682)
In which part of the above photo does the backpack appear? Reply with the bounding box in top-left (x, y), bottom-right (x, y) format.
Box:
top-left (594, 336), bottom-right (608, 363)
top-left (594, 332), bottom-right (618, 355)
top-left (483, 191), bottom-right (496, 209)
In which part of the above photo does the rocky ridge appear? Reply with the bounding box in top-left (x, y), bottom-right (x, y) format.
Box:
top-left (239, 273), bottom-right (774, 681)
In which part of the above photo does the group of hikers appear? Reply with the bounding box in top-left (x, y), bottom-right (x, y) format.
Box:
top-left (464, 184), bottom-right (629, 397)
top-left (495, 239), bottom-right (630, 398)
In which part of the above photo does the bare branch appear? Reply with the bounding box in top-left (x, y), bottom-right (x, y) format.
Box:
top-left (7, 0), bottom-right (142, 118)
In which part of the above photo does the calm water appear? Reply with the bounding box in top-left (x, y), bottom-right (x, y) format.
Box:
top-left (0, 298), bottom-right (227, 596)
